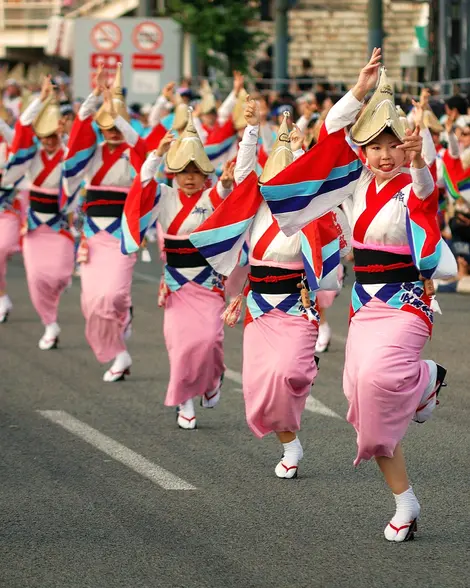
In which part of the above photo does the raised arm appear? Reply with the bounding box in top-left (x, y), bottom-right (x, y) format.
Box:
top-left (148, 82), bottom-right (174, 128)
top-left (218, 71), bottom-right (244, 124)
top-left (2, 76), bottom-right (54, 186)
top-left (325, 48), bottom-right (382, 135)
top-left (121, 132), bottom-right (173, 255)
top-left (234, 98), bottom-right (260, 185)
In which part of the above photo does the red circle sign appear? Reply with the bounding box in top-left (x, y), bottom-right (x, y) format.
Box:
top-left (90, 21), bottom-right (122, 52)
top-left (132, 22), bottom-right (163, 53)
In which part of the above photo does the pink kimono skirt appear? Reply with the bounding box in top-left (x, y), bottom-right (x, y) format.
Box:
top-left (22, 225), bottom-right (75, 325)
top-left (80, 231), bottom-right (136, 363)
top-left (343, 298), bottom-right (431, 466)
top-left (163, 281), bottom-right (225, 406)
top-left (0, 211), bottom-right (20, 292)
top-left (243, 309), bottom-right (318, 438)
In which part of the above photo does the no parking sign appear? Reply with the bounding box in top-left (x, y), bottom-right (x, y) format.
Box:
top-left (132, 21), bottom-right (163, 53)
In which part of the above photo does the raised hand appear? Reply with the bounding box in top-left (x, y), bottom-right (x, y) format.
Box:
top-left (352, 47), bottom-right (382, 102)
top-left (162, 82), bottom-right (175, 101)
top-left (233, 71), bottom-right (245, 96)
top-left (220, 160), bottom-right (236, 189)
top-left (411, 98), bottom-right (424, 127)
top-left (40, 75), bottom-right (53, 102)
top-left (93, 64), bottom-right (108, 97)
top-left (289, 124), bottom-right (305, 151)
top-left (397, 126), bottom-right (424, 167)
top-left (244, 96), bottom-right (260, 126)
top-left (156, 130), bottom-right (175, 157)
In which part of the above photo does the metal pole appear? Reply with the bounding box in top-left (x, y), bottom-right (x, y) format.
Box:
top-left (274, 0), bottom-right (288, 91)
top-left (368, 0), bottom-right (384, 56)
top-left (438, 0), bottom-right (448, 94)
top-left (461, 0), bottom-right (470, 91)
top-left (137, 0), bottom-right (153, 18)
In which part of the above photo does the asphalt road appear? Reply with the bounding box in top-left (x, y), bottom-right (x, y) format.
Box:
top-left (1, 253), bottom-right (470, 588)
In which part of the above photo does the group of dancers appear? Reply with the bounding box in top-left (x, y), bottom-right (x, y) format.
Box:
top-left (0, 49), bottom-right (460, 542)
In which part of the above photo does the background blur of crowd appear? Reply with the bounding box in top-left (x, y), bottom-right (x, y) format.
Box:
top-left (1, 57), bottom-right (470, 293)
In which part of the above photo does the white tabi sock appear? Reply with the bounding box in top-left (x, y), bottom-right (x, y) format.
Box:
top-left (38, 322), bottom-right (61, 350)
top-left (315, 322), bottom-right (331, 353)
top-left (0, 294), bottom-right (12, 320)
top-left (384, 487), bottom-right (421, 542)
top-left (275, 437), bottom-right (304, 478)
top-left (177, 398), bottom-right (196, 429)
top-left (178, 398), bottom-right (195, 420)
top-left (413, 360), bottom-right (438, 423)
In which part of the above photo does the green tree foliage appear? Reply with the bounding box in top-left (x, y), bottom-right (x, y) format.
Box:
top-left (167, 0), bottom-right (265, 73)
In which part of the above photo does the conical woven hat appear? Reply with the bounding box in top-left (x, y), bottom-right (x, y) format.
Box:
top-left (233, 88), bottom-right (248, 130)
top-left (172, 98), bottom-right (189, 131)
top-left (7, 63), bottom-right (25, 85)
top-left (199, 80), bottom-right (217, 114)
top-left (33, 95), bottom-right (60, 137)
top-left (423, 109), bottom-right (444, 133)
top-left (95, 63), bottom-right (130, 130)
top-left (166, 108), bottom-right (214, 175)
top-left (259, 112), bottom-right (293, 184)
top-left (350, 68), bottom-right (406, 146)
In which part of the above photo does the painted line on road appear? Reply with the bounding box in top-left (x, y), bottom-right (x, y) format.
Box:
top-left (38, 410), bottom-right (196, 491)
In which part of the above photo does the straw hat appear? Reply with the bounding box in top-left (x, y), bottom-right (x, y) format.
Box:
top-left (259, 111), bottom-right (293, 184)
top-left (33, 94), bottom-right (61, 137)
top-left (6, 63), bottom-right (25, 85)
top-left (423, 109), bottom-right (444, 133)
top-left (350, 68), bottom-right (406, 146)
top-left (199, 80), bottom-right (217, 115)
top-left (172, 94), bottom-right (190, 132)
top-left (233, 88), bottom-right (248, 131)
top-left (166, 107), bottom-right (214, 175)
top-left (95, 63), bottom-right (129, 130)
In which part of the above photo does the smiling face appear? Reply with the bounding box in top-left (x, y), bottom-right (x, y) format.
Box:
top-left (102, 126), bottom-right (124, 145)
top-left (40, 133), bottom-right (60, 154)
top-left (176, 162), bottom-right (206, 195)
top-left (363, 131), bottom-right (406, 181)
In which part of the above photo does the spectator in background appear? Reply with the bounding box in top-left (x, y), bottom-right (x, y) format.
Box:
top-left (254, 45), bottom-right (273, 91)
top-left (297, 58), bottom-right (314, 92)
top-left (444, 95), bottom-right (469, 133)
top-left (2, 80), bottom-right (22, 119)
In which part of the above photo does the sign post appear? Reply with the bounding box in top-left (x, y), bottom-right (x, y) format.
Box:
top-left (73, 18), bottom-right (181, 103)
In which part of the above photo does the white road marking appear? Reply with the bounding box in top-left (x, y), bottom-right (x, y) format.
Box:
top-left (38, 410), bottom-right (196, 491)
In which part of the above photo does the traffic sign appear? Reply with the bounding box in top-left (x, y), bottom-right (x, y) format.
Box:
top-left (132, 54), bottom-right (163, 70)
top-left (132, 21), bottom-right (163, 53)
top-left (90, 21), bottom-right (122, 52)
top-left (73, 18), bottom-right (181, 103)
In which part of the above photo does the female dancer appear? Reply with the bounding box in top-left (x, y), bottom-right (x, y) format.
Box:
top-left (260, 49), bottom-right (454, 540)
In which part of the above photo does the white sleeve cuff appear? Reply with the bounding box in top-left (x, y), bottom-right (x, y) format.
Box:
top-left (293, 149), bottom-right (305, 161)
top-left (78, 93), bottom-right (101, 121)
top-left (241, 124), bottom-right (259, 145)
top-left (325, 90), bottom-right (363, 135)
top-left (141, 152), bottom-right (163, 185)
top-left (410, 164), bottom-right (435, 200)
top-left (114, 115), bottom-right (139, 147)
top-left (216, 181), bottom-right (231, 199)
top-left (19, 97), bottom-right (43, 126)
